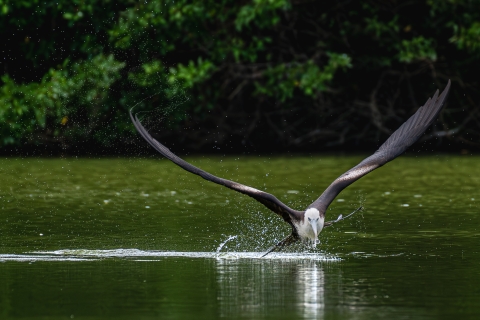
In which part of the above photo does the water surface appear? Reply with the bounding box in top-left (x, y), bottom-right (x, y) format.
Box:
top-left (0, 156), bottom-right (479, 319)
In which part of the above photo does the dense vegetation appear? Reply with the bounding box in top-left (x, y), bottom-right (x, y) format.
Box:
top-left (1, 0), bottom-right (479, 155)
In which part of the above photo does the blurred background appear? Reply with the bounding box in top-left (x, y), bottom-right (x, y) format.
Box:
top-left (0, 0), bottom-right (478, 155)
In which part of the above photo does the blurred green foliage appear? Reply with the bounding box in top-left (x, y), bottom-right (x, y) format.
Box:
top-left (1, 0), bottom-right (479, 153)
top-left (0, 55), bottom-right (124, 147)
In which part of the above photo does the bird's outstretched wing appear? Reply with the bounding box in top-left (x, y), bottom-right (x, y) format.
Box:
top-left (130, 111), bottom-right (303, 224)
top-left (309, 80), bottom-right (451, 213)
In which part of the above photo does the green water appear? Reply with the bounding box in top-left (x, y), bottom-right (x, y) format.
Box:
top-left (0, 156), bottom-right (479, 319)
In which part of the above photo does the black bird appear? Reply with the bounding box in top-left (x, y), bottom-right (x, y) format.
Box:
top-left (130, 80), bottom-right (451, 256)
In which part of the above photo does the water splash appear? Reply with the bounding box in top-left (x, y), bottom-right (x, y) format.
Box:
top-left (216, 235), bottom-right (238, 253)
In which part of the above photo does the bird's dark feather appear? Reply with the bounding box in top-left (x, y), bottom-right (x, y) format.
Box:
top-left (261, 233), bottom-right (299, 257)
top-left (130, 112), bottom-right (304, 224)
top-left (309, 80), bottom-right (451, 214)
top-left (130, 80), bottom-right (450, 233)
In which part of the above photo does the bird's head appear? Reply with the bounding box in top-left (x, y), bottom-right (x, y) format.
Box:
top-left (303, 208), bottom-right (325, 242)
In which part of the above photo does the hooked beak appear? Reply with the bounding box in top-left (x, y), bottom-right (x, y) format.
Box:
top-left (310, 221), bottom-right (318, 239)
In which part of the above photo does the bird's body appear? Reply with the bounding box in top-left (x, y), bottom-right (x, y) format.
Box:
top-left (130, 80), bottom-right (451, 256)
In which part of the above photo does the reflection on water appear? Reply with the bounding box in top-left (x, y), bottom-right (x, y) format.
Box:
top-left (297, 262), bottom-right (324, 318)
top-left (0, 249), bottom-right (475, 319)
top-left (216, 259), bottom-right (328, 319)
top-left (0, 250), bottom-right (337, 319)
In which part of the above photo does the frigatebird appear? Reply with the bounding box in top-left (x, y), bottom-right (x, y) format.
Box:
top-left (130, 80), bottom-right (451, 256)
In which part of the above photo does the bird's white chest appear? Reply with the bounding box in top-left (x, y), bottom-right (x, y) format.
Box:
top-left (296, 219), bottom-right (324, 241)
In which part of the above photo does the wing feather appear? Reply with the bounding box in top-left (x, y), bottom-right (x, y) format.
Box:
top-left (309, 80), bottom-right (451, 213)
top-left (130, 111), bottom-right (303, 224)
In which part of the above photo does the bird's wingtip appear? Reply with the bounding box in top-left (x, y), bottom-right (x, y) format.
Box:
top-left (445, 79), bottom-right (452, 90)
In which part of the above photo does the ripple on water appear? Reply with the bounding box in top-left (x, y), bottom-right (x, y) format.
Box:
top-left (0, 249), bottom-right (341, 262)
